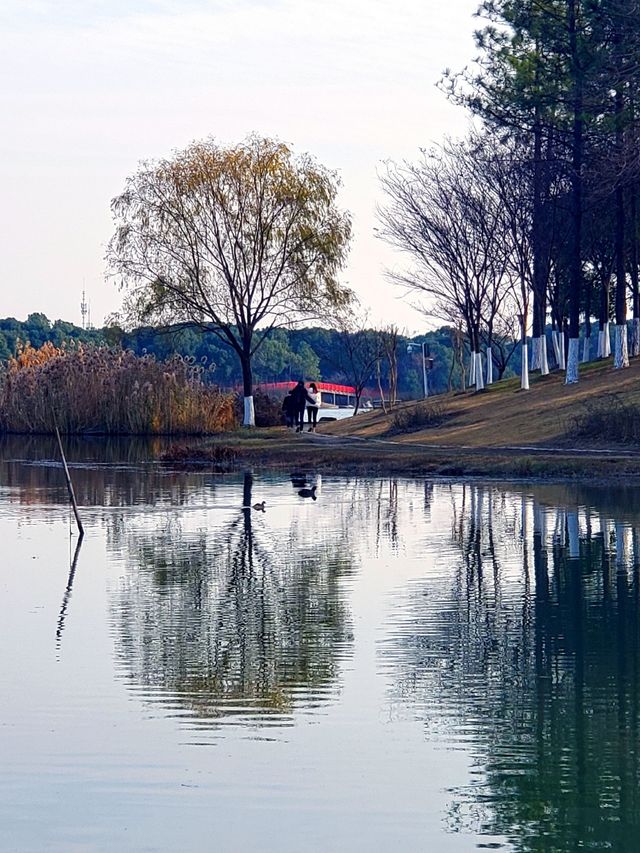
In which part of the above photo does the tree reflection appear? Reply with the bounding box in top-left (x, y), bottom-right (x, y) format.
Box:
top-left (385, 485), bottom-right (640, 851)
top-left (110, 473), bottom-right (355, 728)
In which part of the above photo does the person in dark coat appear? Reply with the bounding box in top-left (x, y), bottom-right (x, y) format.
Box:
top-left (281, 391), bottom-right (295, 429)
top-left (290, 380), bottom-right (312, 433)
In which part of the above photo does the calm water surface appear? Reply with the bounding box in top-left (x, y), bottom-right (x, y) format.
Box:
top-left (2, 436), bottom-right (640, 852)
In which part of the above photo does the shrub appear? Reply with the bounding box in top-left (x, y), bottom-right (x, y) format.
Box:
top-left (570, 394), bottom-right (640, 444)
top-left (234, 388), bottom-right (283, 427)
top-left (390, 399), bottom-right (449, 433)
top-left (0, 342), bottom-right (237, 434)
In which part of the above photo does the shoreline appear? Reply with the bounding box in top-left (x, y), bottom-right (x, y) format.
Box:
top-left (159, 429), bottom-right (640, 482)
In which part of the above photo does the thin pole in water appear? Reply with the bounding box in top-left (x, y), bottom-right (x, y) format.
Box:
top-left (55, 426), bottom-right (84, 538)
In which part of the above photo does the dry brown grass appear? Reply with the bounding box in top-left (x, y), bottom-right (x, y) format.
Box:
top-left (0, 342), bottom-right (237, 434)
top-left (389, 399), bottom-right (450, 433)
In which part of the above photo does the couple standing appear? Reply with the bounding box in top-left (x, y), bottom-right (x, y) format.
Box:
top-left (285, 381), bottom-right (321, 432)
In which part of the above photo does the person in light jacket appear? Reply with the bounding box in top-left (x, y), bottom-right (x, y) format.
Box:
top-left (306, 382), bottom-right (321, 432)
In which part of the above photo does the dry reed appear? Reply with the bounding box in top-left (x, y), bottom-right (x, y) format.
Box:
top-left (0, 342), bottom-right (237, 434)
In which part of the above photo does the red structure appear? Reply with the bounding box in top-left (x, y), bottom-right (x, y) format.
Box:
top-left (259, 381), bottom-right (356, 395)
top-left (258, 380), bottom-right (362, 407)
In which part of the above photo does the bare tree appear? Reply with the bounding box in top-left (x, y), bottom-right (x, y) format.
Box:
top-left (324, 310), bottom-right (384, 414)
top-left (380, 325), bottom-right (400, 407)
top-left (378, 139), bottom-right (510, 392)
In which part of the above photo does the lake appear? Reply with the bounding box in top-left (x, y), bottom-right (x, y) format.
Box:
top-left (2, 436), bottom-right (640, 852)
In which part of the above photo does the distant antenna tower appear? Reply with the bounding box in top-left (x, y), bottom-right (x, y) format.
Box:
top-left (80, 287), bottom-right (88, 330)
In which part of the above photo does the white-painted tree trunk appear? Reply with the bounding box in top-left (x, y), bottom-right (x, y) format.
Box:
top-left (531, 337), bottom-right (540, 371)
top-left (558, 331), bottom-right (566, 370)
top-left (603, 322), bottom-right (611, 357)
top-left (631, 318), bottom-right (640, 357)
top-left (565, 338), bottom-right (580, 384)
top-left (597, 329), bottom-right (603, 358)
top-left (521, 341), bottom-right (529, 390)
top-left (581, 334), bottom-right (590, 363)
top-left (469, 353), bottom-right (476, 387)
top-left (539, 335), bottom-right (549, 375)
top-left (486, 346), bottom-right (493, 385)
top-left (474, 351), bottom-right (484, 391)
top-left (614, 323), bottom-right (630, 368)
top-left (551, 331), bottom-right (561, 368)
top-left (243, 395), bottom-right (255, 427)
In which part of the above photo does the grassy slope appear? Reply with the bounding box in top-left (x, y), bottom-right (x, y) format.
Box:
top-left (324, 356), bottom-right (640, 449)
top-left (166, 357), bottom-right (640, 479)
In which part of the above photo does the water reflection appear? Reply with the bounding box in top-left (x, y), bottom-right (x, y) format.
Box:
top-left (6, 440), bottom-right (640, 848)
top-left (109, 472), bottom-right (355, 735)
top-left (55, 536), bottom-right (83, 647)
top-left (384, 483), bottom-right (640, 851)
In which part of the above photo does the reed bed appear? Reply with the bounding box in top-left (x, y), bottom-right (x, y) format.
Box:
top-left (0, 342), bottom-right (236, 434)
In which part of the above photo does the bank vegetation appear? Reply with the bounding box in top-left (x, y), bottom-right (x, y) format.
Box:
top-left (0, 342), bottom-right (236, 435)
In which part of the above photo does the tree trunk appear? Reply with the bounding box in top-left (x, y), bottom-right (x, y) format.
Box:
top-left (376, 359), bottom-right (387, 414)
top-left (531, 335), bottom-right (540, 372)
top-left (565, 0), bottom-right (583, 385)
top-left (582, 281), bottom-right (591, 363)
top-left (631, 317), bottom-right (640, 358)
top-left (472, 326), bottom-right (484, 391)
top-left (521, 312), bottom-right (529, 390)
top-left (486, 344), bottom-right (494, 385)
top-left (614, 323), bottom-right (629, 370)
top-left (613, 23), bottom-right (629, 369)
top-left (566, 337), bottom-right (580, 384)
top-left (598, 277), bottom-right (611, 358)
top-left (531, 112), bottom-right (548, 377)
top-left (390, 349), bottom-right (398, 406)
top-left (540, 333), bottom-right (549, 375)
top-left (521, 341), bottom-right (530, 390)
top-left (552, 326), bottom-right (565, 370)
top-left (631, 186), bottom-right (640, 356)
top-left (241, 352), bottom-right (255, 426)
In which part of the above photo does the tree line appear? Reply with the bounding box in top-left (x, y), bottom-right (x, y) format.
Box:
top-left (0, 313), bottom-right (520, 405)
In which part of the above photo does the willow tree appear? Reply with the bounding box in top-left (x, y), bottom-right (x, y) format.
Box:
top-left (107, 135), bottom-right (352, 425)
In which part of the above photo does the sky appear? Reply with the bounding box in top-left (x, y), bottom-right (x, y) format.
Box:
top-left (1, 0), bottom-right (478, 333)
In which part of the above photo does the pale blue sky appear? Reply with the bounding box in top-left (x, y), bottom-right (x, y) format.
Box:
top-left (1, 0), bottom-right (476, 330)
